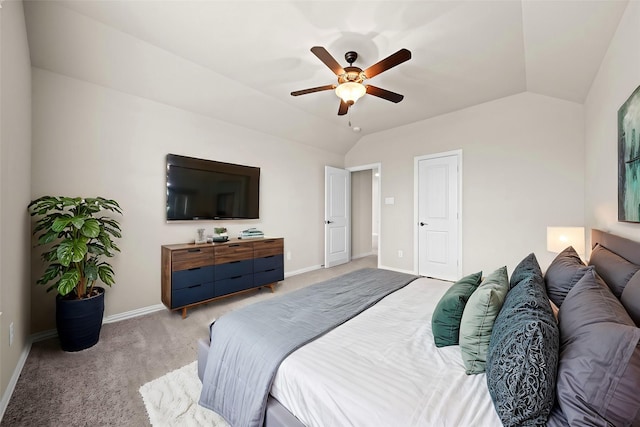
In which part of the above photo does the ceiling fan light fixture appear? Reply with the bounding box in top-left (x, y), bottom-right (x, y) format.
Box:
top-left (292, 46), bottom-right (411, 115)
top-left (335, 82), bottom-right (366, 105)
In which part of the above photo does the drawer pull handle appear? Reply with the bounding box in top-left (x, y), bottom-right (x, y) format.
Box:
top-left (230, 261), bottom-right (241, 264)
top-left (187, 249), bottom-right (201, 253)
top-left (229, 244), bottom-right (240, 247)
top-left (264, 240), bottom-right (275, 243)
top-left (231, 275), bottom-right (242, 279)
top-left (188, 267), bottom-right (201, 271)
top-left (264, 255), bottom-right (274, 259)
top-left (188, 284), bottom-right (201, 289)
top-left (265, 268), bottom-right (276, 272)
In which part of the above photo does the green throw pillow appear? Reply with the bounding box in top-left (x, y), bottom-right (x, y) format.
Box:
top-left (459, 266), bottom-right (509, 374)
top-left (432, 271), bottom-right (483, 347)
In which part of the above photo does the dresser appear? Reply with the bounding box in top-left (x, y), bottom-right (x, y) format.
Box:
top-left (161, 238), bottom-right (284, 318)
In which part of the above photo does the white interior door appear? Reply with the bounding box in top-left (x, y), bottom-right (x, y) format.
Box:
top-left (325, 166), bottom-right (351, 268)
top-left (417, 153), bottom-right (461, 281)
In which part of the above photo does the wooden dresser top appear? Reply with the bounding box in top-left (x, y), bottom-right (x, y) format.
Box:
top-left (162, 237), bottom-right (282, 251)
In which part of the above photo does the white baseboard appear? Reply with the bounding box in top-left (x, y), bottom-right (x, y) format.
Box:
top-left (352, 252), bottom-right (375, 260)
top-left (284, 265), bottom-right (322, 278)
top-left (103, 304), bottom-right (165, 324)
top-left (378, 264), bottom-right (417, 275)
top-left (30, 329), bottom-right (57, 343)
top-left (29, 303), bottom-right (167, 344)
top-left (0, 340), bottom-right (31, 422)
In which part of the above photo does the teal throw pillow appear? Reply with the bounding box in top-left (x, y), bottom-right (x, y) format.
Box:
top-left (432, 271), bottom-right (483, 347)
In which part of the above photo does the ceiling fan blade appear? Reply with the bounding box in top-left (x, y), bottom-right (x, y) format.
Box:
top-left (363, 48), bottom-right (411, 79)
top-left (291, 84), bottom-right (336, 96)
top-left (338, 100), bottom-right (350, 116)
top-left (366, 85), bottom-right (404, 103)
top-left (311, 46), bottom-right (345, 76)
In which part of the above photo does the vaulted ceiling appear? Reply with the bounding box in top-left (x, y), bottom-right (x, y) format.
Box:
top-left (23, 0), bottom-right (629, 155)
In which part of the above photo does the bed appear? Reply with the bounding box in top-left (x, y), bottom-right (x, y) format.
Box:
top-left (197, 229), bottom-right (640, 427)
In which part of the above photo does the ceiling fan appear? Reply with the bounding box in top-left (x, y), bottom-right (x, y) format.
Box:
top-left (291, 46), bottom-right (412, 116)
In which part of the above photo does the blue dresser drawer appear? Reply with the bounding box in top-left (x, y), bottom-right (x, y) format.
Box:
top-left (215, 259), bottom-right (253, 280)
top-left (215, 274), bottom-right (255, 296)
top-left (254, 254), bottom-right (283, 272)
top-left (171, 282), bottom-right (214, 308)
top-left (172, 266), bottom-right (215, 290)
top-left (254, 267), bottom-right (284, 287)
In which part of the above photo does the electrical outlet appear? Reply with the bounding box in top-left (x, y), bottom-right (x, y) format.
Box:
top-left (9, 322), bottom-right (14, 347)
top-left (398, 250), bottom-right (403, 258)
top-left (287, 251), bottom-right (292, 261)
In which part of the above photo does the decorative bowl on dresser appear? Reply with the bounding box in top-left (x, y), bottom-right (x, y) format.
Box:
top-left (161, 238), bottom-right (284, 318)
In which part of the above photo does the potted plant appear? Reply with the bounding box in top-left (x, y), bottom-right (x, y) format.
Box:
top-left (213, 227), bottom-right (228, 242)
top-left (28, 196), bottom-right (122, 351)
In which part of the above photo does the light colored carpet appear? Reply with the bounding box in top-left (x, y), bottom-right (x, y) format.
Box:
top-left (2, 256), bottom-right (376, 426)
top-left (139, 362), bottom-right (228, 427)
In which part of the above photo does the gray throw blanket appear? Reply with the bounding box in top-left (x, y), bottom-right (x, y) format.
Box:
top-left (199, 268), bottom-right (418, 427)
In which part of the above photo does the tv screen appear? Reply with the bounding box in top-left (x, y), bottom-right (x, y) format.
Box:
top-left (166, 154), bottom-right (260, 220)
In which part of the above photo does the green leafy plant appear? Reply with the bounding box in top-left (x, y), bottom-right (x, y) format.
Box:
top-left (28, 196), bottom-right (122, 298)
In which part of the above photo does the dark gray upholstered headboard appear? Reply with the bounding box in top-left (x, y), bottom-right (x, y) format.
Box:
top-left (591, 229), bottom-right (640, 264)
top-left (591, 229), bottom-right (640, 325)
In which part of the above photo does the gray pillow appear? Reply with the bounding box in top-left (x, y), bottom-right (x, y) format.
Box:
top-left (555, 269), bottom-right (640, 426)
top-left (544, 246), bottom-right (590, 307)
top-left (486, 273), bottom-right (558, 426)
top-left (589, 243), bottom-right (640, 298)
top-left (459, 266), bottom-right (509, 375)
top-left (545, 407), bottom-right (568, 426)
top-left (560, 269), bottom-right (634, 329)
top-left (621, 271), bottom-right (640, 326)
top-left (509, 252), bottom-right (543, 289)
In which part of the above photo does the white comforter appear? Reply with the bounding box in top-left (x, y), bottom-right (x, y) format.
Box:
top-left (270, 277), bottom-right (502, 427)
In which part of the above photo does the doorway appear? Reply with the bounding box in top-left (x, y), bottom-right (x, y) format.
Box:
top-left (348, 164), bottom-right (380, 266)
top-left (324, 166), bottom-right (351, 268)
top-left (414, 151), bottom-right (462, 281)
top-left (324, 164), bottom-right (381, 268)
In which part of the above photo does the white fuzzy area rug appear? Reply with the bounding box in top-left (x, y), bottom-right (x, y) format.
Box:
top-left (139, 362), bottom-right (230, 427)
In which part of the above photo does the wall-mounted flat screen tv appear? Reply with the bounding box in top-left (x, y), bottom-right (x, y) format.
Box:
top-left (166, 154), bottom-right (260, 220)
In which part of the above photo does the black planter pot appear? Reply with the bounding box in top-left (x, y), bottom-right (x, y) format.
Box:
top-left (56, 287), bottom-right (105, 352)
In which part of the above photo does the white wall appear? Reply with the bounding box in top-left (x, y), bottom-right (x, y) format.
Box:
top-left (30, 69), bottom-right (343, 332)
top-left (0, 0), bottom-right (32, 409)
top-left (346, 92), bottom-right (585, 276)
top-left (584, 1), bottom-right (640, 244)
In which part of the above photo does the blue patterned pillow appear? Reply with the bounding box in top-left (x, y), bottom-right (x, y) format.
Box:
top-left (486, 273), bottom-right (559, 426)
top-left (509, 252), bottom-right (543, 289)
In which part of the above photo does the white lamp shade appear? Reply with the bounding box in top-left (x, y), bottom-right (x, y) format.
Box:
top-left (335, 82), bottom-right (366, 104)
top-left (547, 226), bottom-right (585, 255)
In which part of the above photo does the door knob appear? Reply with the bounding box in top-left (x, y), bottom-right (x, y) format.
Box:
top-left (325, 220), bottom-right (333, 224)
top-left (420, 222), bottom-right (428, 226)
